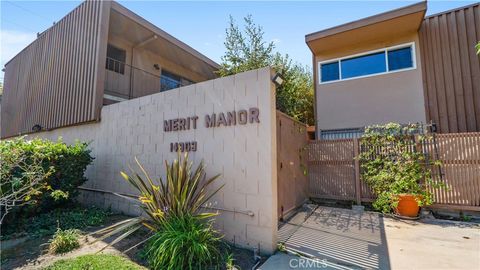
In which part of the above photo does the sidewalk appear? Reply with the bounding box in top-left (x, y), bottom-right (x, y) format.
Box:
top-left (265, 206), bottom-right (480, 269)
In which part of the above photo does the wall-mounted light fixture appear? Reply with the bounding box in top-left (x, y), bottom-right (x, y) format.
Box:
top-left (32, 124), bottom-right (42, 132)
top-left (272, 73), bottom-right (284, 87)
top-left (153, 64), bottom-right (160, 70)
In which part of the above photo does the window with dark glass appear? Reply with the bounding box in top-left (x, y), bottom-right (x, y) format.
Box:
top-left (320, 61), bottom-right (340, 82)
top-left (106, 44), bottom-right (126, 74)
top-left (160, 70), bottom-right (183, 92)
top-left (319, 44), bottom-right (415, 83)
top-left (341, 52), bottom-right (386, 79)
top-left (388, 47), bottom-right (413, 71)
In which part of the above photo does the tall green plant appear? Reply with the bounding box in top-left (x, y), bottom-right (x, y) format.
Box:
top-left (145, 214), bottom-right (223, 270)
top-left (358, 123), bottom-right (442, 213)
top-left (92, 153), bottom-right (223, 249)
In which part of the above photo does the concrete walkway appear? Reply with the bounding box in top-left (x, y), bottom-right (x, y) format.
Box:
top-left (262, 205), bottom-right (479, 270)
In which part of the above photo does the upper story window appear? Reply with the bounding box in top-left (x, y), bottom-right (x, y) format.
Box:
top-left (106, 44), bottom-right (126, 74)
top-left (160, 70), bottom-right (193, 92)
top-left (319, 42), bottom-right (415, 84)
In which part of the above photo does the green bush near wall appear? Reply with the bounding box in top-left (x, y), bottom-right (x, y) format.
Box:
top-left (0, 137), bottom-right (94, 215)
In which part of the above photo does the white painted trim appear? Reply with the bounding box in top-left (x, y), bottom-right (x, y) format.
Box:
top-left (318, 42), bottom-right (416, 85)
top-left (104, 94), bottom-right (128, 102)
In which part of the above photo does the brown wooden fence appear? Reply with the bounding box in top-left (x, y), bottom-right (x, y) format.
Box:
top-left (276, 111), bottom-right (309, 218)
top-left (307, 132), bottom-right (480, 211)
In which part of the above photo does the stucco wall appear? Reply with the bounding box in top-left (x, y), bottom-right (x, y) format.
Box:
top-left (31, 67), bottom-right (278, 254)
top-left (105, 34), bottom-right (212, 99)
top-left (314, 33), bottom-right (427, 130)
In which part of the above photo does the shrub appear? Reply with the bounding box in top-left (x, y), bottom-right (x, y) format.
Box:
top-left (145, 214), bottom-right (223, 270)
top-left (0, 137), bottom-right (93, 216)
top-left (0, 144), bottom-right (52, 224)
top-left (48, 228), bottom-right (80, 254)
top-left (1, 206), bottom-right (109, 240)
top-left (358, 123), bottom-right (443, 213)
top-left (93, 153), bottom-right (223, 249)
top-left (44, 254), bottom-right (146, 270)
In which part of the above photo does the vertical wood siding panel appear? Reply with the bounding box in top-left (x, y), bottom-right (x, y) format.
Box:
top-left (40, 33), bottom-right (51, 129)
top-left (68, 8), bottom-right (78, 126)
top-left (71, 6), bottom-right (81, 125)
top-left (76, 2), bottom-right (87, 124)
top-left (17, 52), bottom-right (27, 134)
top-left (448, 11), bottom-right (468, 132)
top-left (61, 13), bottom-right (73, 128)
top-left (465, 7), bottom-right (480, 130)
top-left (31, 37), bottom-right (44, 130)
top-left (439, 14), bottom-right (458, 132)
top-left (457, 9), bottom-right (477, 132)
top-left (432, 16), bottom-right (450, 132)
top-left (83, 1), bottom-right (93, 121)
top-left (21, 46), bottom-right (33, 132)
top-left (420, 4), bottom-right (480, 133)
top-left (92, 1), bottom-right (110, 121)
top-left (1, 1), bottom-right (105, 138)
top-left (49, 20), bottom-right (59, 129)
top-left (51, 19), bottom-right (62, 129)
top-left (424, 19), bottom-right (441, 129)
top-left (419, 22), bottom-right (432, 124)
top-left (88, 1), bottom-right (98, 121)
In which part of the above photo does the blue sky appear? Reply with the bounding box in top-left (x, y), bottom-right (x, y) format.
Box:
top-left (1, 0), bottom-right (477, 81)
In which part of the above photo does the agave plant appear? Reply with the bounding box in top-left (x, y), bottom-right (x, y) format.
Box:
top-left (91, 152), bottom-right (223, 250)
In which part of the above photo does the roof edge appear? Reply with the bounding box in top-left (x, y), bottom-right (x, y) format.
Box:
top-left (305, 1), bottom-right (427, 43)
top-left (110, 1), bottom-right (220, 69)
top-left (424, 2), bottom-right (479, 19)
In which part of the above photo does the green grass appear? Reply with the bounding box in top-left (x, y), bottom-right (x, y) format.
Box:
top-left (43, 254), bottom-right (146, 270)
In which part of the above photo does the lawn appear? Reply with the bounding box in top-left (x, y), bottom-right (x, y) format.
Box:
top-left (43, 254), bottom-right (146, 270)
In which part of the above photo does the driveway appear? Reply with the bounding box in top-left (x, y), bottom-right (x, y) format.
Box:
top-left (265, 205), bottom-right (480, 270)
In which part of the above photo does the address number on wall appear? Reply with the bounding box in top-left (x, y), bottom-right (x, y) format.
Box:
top-left (170, 141), bottom-right (197, 152)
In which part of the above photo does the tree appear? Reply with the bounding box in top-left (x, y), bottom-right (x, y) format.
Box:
top-left (218, 15), bottom-right (314, 125)
top-left (476, 42), bottom-right (480, 55)
top-left (219, 15), bottom-right (275, 77)
top-left (271, 53), bottom-right (314, 125)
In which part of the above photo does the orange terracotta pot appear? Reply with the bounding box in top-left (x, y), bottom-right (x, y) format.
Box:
top-left (395, 194), bottom-right (421, 217)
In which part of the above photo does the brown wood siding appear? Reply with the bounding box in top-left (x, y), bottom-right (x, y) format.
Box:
top-left (1, 1), bottom-right (110, 139)
top-left (419, 4), bottom-right (480, 133)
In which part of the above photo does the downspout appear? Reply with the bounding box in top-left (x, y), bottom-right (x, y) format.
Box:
top-left (129, 35), bottom-right (158, 99)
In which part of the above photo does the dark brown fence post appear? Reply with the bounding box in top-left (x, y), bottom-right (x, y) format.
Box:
top-left (353, 138), bottom-right (361, 205)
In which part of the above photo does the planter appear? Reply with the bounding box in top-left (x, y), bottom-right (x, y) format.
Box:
top-left (395, 194), bottom-right (421, 217)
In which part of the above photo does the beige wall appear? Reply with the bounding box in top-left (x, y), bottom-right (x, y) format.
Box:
top-left (31, 68), bottom-right (278, 254)
top-left (105, 34), bottom-right (212, 99)
top-left (314, 33), bottom-right (427, 130)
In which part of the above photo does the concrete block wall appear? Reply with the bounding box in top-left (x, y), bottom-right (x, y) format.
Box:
top-left (32, 67), bottom-right (278, 254)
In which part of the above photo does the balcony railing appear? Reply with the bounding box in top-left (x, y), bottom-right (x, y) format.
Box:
top-left (104, 57), bottom-right (188, 103)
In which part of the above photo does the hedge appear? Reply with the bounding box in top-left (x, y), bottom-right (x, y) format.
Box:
top-left (0, 137), bottom-right (94, 215)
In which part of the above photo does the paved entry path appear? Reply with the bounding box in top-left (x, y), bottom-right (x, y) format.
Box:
top-left (264, 205), bottom-right (480, 270)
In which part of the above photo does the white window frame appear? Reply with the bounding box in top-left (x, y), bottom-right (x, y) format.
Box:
top-left (318, 42), bottom-right (417, 85)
